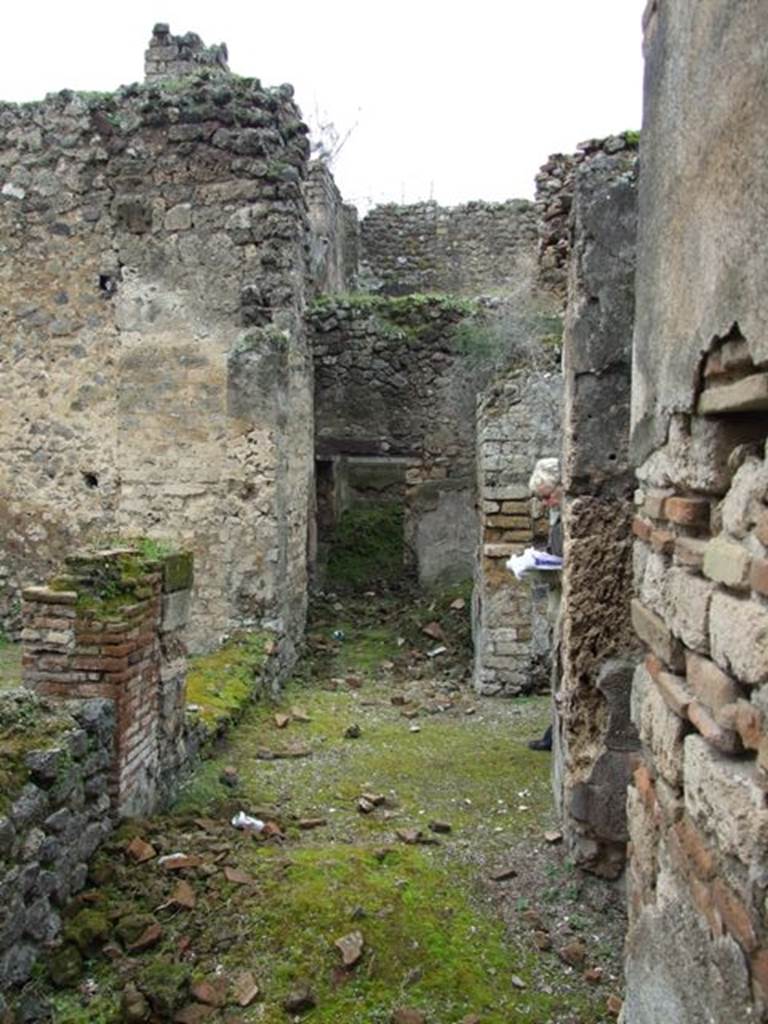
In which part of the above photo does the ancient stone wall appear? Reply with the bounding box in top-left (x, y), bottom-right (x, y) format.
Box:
top-left (0, 691), bottom-right (115, 996)
top-left (625, 2), bottom-right (768, 1019)
top-left (305, 161), bottom-right (359, 295)
top-left (309, 295), bottom-right (480, 586)
top-left (0, 34), bottom-right (313, 659)
top-left (535, 132), bottom-right (639, 300)
top-left (360, 200), bottom-right (538, 297)
top-left (556, 148), bottom-right (640, 878)
top-left (473, 366), bottom-right (562, 696)
top-left (144, 22), bottom-right (229, 83)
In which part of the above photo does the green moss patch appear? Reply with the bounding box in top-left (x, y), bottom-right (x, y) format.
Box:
top-left (0, 639), bottom-right (22, 692)
top-left (186, 631), bottom-right (271, 731)
top-left (24, 593), bottom-right (621, 1023)
top-left (0, 690), bottom-right (73, 813)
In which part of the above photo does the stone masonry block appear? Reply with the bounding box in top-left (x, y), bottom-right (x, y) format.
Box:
top-left (667, 567), bottom-right (714, 653)
top-left (631, 598), bottom-right (685, 672)
top-left (698, 372), bottom-right (768, 415)
top-left (162, 551), bottom-right (194, 593)
top-left (703, 536), bottom-right (751, 590)
top-left (687, 700), bottom-right (741, 754)
top-left (674, 536), bottom-right (708, 571)
top-left (710, 590), bottom-right (768, 686)
top-left (632, 662), bottom-right (686, 788)
top-left (632, 517), bottom-right (653, 542)
top-left (655, 668), bottom-right (691, 718)
top-left (161, 590), bottom-right (191, 634)
top-left (684, 734), bottom-right (768, 867)
top-left (756, 509), bottom-right (768, 548)
top-left (664, 496), bottom-right (711, 528)
top-left (685, 651), bottom-right (741, 713)
top-left (750, 557), bottom-right (768, 598)
top-left (643, 491), bottom-right (669, 520)
top-left (719, 700), bottom-right (763, 750)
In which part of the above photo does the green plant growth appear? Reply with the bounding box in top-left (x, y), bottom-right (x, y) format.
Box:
top-left (0, 690), bottom-right (73, 813)
top-left (326, 503), bottom-right (406, 590)
top-left (51, 538), bottom-right (182, 620)
top-left (451, 310), bottom-right (563, 373)
top-left (186, 631), bottom-right (271, 730)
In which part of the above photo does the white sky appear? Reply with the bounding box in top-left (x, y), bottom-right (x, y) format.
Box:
top-left (0, 1), bottom-right (646, 212)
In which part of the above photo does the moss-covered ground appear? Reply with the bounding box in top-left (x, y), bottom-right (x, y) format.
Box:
top-left (0, 637), bottom-right (22, 691)
top-left (25, 591), bottom-right (624, 1024)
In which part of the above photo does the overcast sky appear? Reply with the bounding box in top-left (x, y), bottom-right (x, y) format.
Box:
top-left (0, 1), bottom-right (646, 212)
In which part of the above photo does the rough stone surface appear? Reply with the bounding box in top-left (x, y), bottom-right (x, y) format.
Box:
top-left (360, 200), bottom-right (538, 297)
top-left (627, 5), bottom-right (768, 1019)
top-left (0, 38), bottom-right (313, 658)
top-left (710, 590), bottom-right (768, 686)
top-left (555, 147), bottom-right (639, 877)
top-left (0, 694), bottom-right (114, 992)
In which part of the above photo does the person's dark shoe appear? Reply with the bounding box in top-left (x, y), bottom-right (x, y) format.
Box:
top-left (527, 725), bottom-right (552, 751)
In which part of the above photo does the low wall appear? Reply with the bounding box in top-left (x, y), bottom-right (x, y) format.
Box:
top-left (0, 692), bottom-right (115, 997)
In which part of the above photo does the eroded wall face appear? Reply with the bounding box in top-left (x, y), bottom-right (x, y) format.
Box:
top-left (626, 3), bottom-right (768, 1019)
top-left (0, 75), bottom-right (313, 656)
top-left (557, 151), bottom-right (640, 878)
top-left (473, 368), bottom-right (561, 696)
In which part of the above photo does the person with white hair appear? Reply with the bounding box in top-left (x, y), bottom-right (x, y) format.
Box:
top-left (527, 456), bottom-right (562, 751)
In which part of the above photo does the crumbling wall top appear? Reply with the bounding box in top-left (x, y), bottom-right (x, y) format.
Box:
top-left (144, 23), bottom-right (229, 83)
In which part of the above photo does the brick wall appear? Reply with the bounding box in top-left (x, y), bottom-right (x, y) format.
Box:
top-left (625, 2), bottom-right (768, 1018)
top-left (473, 367), bottom-right (561, 696)
top-left (22, 547), bottom-right (193, 817)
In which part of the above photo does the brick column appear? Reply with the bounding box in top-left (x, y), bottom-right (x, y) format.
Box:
top-left (22, 547), bottom-right (193, 818)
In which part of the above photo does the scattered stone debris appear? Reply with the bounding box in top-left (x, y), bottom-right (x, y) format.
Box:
top-left (233, 970), bottom-right (260, 1007)
top-left (344, 723), bottom-right (362, 739)
top-left (274, 713), bottom-right (291, 729)
top-left (126, 836), bottom-right (157, 863)
top-left (334, 930), bottom-right (365, 968)
top-left (421, 621), bottom-right (445, 641)
top-left (490, 866), bottom-right (518, 881)
top-left (559, 939), bottom-right (587, 967)
top-left (219, 765), bottom-right (240, 788)
top-left (283, 986), bottom-right (317, 1014)
top-left (428, 820), bottom-right (452, 834)
top-left (392, 1009), bottom-right (426, 1024)
top-left (298, 818), bottom-right (327, 830)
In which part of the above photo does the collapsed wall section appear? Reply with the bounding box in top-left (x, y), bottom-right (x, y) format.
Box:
top-left (557, 148), bottom-right (640, 878)
top-left (0, 44), bottom-right (313, 660)
top-left (625, 3), bottom-right (768, 1019)
top-left (473, 367), bottom-right (561, 696)
top-left (360, 200), bottom-right (538, 297)
top-left (308, 295), bottom-right (480, 587)
top-left (535, 132), bottom-right (639, 301)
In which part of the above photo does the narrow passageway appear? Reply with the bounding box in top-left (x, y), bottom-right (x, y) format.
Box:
top-left (34, 590), bottom-right (624, 1024)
